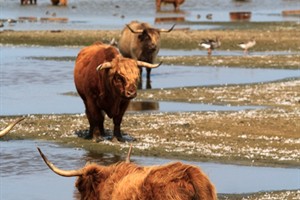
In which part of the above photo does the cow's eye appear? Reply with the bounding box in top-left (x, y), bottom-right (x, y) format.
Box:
top-left (115, 75), bottom-right (124, 83)
top-left (138, 32), bottom-right (150, 41)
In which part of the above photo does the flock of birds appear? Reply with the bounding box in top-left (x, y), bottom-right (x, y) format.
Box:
top-left (199, 36), bottom-right (256, 55)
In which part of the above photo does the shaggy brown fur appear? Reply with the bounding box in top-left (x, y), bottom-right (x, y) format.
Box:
top-left (74, 42), bottom-right (140, 141)
top-left (156, 0), bottom-right (185, 11)
top-left (75, 162), bottom-right (217, 200)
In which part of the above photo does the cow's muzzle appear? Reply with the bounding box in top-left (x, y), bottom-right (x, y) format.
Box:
top-left (125, 86), bottom-right (137, 99)
top-left (126, 90), bottom-right (137, 99)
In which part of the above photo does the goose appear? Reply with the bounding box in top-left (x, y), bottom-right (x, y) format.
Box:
top-left (238, 37), bottom-right (256, 54)
top-left (199, 36), bottom-right (221, 55)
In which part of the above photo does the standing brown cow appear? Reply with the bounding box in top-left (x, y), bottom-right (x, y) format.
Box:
top-left (156, 0), bottom-right (185, 11)
top-left (0, 118), bottom-right (25, 138)
top-left (38, 147), bottom-right (217, 200)
top-left (74, 42), bottom-right (160, 142)
top-left (118, 21), bottom-right (175, 89)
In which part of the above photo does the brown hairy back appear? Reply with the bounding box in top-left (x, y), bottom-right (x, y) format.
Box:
top-left (112, 162), bottom-right (217, 200)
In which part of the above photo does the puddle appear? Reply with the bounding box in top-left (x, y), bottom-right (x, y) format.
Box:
top-left (0, 140), bottom-right (299, 200)
top-left (1, 45), bottom-right (299, 115)
top-left (0, 0), bottom-right (299, 32)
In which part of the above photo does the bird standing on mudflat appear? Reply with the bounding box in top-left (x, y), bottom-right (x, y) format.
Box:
top-left (199, 36), bottom-right (221, 55)
top-left (238, 37), bottom-right (256, 55)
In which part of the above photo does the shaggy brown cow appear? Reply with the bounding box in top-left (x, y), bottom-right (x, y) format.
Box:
top-left (0, 118), bottom-right (25, 138)
top-left (118, 21), bottom-right (175, 88)
top-left (156, 0), bottom-right (185, 11)
top-left (38, 147), bottom-right (217, 200)
top-left (74, 42), bottom-right (160, 142)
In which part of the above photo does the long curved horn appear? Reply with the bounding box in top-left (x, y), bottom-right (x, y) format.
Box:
top-left (96, 62), bottom-right (112, 71)
top-left (137, 61), bottom-right (162, 69)
top-left (126, 24), bottom-right (143, 34)
top-left (125, 144), bottom-right (133, 163)
top-left (158, 24), bottom-right (176, 32)
top-left (37, 147), bottom-right (83, 177)
top-left (0, 117), bottom-right (25, 138)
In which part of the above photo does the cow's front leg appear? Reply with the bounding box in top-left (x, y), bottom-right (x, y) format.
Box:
top-left (113, 117), bottom-right (124, 142)
top-left (85, 100), bottom-right (106, 142)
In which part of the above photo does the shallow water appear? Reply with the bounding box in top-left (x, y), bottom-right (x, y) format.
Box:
top-left (0, 0), bottom-right (299, 31)
top-left (1, 45), bottom-right (299, 115)
top-left (1, 140), bottom-right (299, 200)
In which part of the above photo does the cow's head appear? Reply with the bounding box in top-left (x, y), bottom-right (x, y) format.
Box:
top-left (0, 117), bottom-right (25, 138)
top-left (97, 55), bottom-right (161, 99)
top-left (37, 146), bottom-right (133, 200)
top-left (126, 23), bottom-right (175, 53)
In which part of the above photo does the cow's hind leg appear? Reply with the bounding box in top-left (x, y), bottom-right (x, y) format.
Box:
top-left (146, 68), bottom-right (151, 80)
top-left (145, 68), bottom-right (152, 89)
top-left (173, 2), bottom-right (180, 11)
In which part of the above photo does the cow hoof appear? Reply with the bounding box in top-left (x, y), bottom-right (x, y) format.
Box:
top-left (112, 136), bottom-right (125, 142)
top-left (113, 135), bottom-right (136, 142)
top-left (84, 135), bottom-right (93, 139)
top-left (92, 136), bottom-right (104, 143)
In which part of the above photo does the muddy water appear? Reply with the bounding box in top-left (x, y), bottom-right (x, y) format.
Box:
top-left (1, 45), bottom-right (299, 115)
top-left (1, 0), bottom-right (299, 31)
top-left (1, 140), bottom-right (299, 199)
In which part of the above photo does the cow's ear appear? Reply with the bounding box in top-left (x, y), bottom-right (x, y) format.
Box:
top-left (97, 62), bottom-right (112, 71)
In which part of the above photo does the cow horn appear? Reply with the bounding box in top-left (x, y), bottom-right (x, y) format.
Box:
top-left (96, 62), bottom-right (112, 71)
top-left (157, 24), bottom-right (176, 32)
top-left (137, 61), bottom-right (162, 69)
top-left (0, 117), bottom-right (25, 138)
top-left (125, 144), bottom-right (133, 163)
top-left (126, 24), bottom-right (143, 34)
top-left (37, 147), bottom-right (84, 177)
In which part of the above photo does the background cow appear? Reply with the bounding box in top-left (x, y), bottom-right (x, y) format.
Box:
top-left (118, 21), bottom-right (175, 89)
top-left (156, 0), bottom-right (185, 11)
top-left (20, 0), bottom-right (36, 5)
top-left (74, 42), bottom-right (160, 142)
top-left (51, 0), bottom-right (67, 6)
top-left (0, 118), bottom-right (25, 138)
top-left (38, 147), bottom-right (217, 200)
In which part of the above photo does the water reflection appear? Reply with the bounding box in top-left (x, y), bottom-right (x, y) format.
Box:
top-left (127, 101), bottom-right (159, 112)
top-left (229, 11), bottom-right (252, 21)
top-left (154, 16), bottom-right (185, 24)
top-left (1, 140), bottom-right (299, 200)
